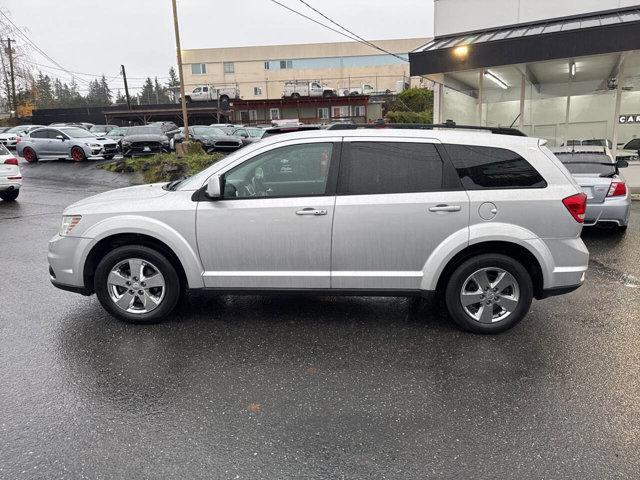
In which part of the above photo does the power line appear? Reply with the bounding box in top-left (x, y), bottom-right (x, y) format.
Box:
top-left (295, 0), bottom-right (408, 62)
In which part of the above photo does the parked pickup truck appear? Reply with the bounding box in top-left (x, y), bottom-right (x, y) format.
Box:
top-left (181, 85), bottom-right (239, 103)
top-left (282, 81), bottom-right (335, 98)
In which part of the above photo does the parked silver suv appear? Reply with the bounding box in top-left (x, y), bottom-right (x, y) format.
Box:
top-left (49, 127), bottom-right (589, 333)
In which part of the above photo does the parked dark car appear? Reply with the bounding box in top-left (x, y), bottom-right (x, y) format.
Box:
top-left (149, 121), bottom-right (179, 134)
top-left (231, 126), bottom-right (267, 144)
top-left (121, 125), bottom-right (170, 157)
top-left (173, 126), bottom-right (244, 152)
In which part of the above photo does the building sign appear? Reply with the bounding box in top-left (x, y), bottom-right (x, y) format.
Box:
top-left (619, 114), bottom-right (640, 124)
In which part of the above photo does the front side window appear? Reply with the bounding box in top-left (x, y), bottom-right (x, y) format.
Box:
top-left (29, 129), bottom-right (48, 139)
top-left (191, 63), bottom-right (206, 75)
top-left (338, 142), bottom-right (444, 195)
top-left (223, 142), bottom-right (333, 199)
top-left (443, 144), bottom-right (546, 190)
top-left (223, 62), bottom-right (234, 73)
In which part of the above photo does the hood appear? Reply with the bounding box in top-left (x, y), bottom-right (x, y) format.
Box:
top-left (64, 183), bottom-right (169, 213)
top-left (0, 132), bottom-right (18, 139)
top-left (81, 137), bottom-right (114, 144)
top-left (122, 134), bottom-right (168, 143)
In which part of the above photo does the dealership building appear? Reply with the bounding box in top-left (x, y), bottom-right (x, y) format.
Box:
top-left (410, 0), bottom-right (640, 152)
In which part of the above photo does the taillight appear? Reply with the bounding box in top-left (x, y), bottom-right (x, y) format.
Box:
top-left (607, 181), bottom-right (627, 197)
top-left (3, 158), bottom-right (18, 165)
top-left (562, 193), bottom-right (587, 223)
top-left (15, 136), bottom-right (22, 143)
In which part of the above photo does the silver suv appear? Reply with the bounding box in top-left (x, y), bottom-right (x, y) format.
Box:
top-left (49, 127), bottom-right (589, 333)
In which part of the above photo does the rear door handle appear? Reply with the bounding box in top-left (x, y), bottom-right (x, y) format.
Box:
top-left (296, 208), bottom-right (327, 216)
top-left (428, 204), bottom-right (461, 212)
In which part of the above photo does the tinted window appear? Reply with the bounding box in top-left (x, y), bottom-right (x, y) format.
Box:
top-left (224, 142), bottom-right (333, 199)
top-left (338, 142), bottom-right (444, 195)
top-left (443, 144), bottom-right (546, 189)
top-left (29, 129), bottom-right (48, 139)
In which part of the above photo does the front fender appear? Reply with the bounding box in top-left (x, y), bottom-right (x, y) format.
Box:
top-left (420, 222), bottom-right (555, 291)
top-left (80, 215), bottom-right (204, 288)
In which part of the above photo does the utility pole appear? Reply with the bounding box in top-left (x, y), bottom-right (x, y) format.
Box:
top-left (171, 0), bottom-right (189, 143)
top-left (121, 65), bottom-right (131, 109)
top-left (6, 38), bottom-right (16, 115)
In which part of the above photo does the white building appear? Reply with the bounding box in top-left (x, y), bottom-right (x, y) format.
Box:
top-left (410, 1), bottom-right (640, 152)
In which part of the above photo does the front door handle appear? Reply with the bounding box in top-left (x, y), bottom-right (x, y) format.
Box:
top-left (296, 208), bottom-right (327, 216)
top-left (428, 204), bottom-right (461, 213)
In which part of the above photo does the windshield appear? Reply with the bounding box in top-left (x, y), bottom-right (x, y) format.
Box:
top-left (91, 126), bottom-right (109, 132)
top-left (193, 126), bottom-right (225, 136)
top-left (624, 139), bottom-right (640, 150)
top-left (60, 127), bottom-right (96, 138)
top-left (556, 153), bottom-right (616, 175)
top-left (248, 128), bottom-right (265, 138)
top-left (127, 126), bottom-right (163, 135)
top-left (109, 128), bottom-right (127, 135)
top-left (7, 126), bottom-right (28, 133)
top-left (214, 126), bottom-right (234, 134)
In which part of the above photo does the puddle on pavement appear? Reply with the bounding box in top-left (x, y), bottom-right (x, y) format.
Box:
top-left (589, 259), bottom-right (640, 288)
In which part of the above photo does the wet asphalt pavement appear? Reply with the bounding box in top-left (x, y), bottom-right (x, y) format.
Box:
top-left (1, 161), bottom-right (639, 479)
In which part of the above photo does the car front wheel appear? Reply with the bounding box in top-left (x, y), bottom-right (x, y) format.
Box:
top-left (70, 146), bottom-right (87, 162)
top-left (94, 245), bottom-right (181, 324)
top-left (444, 253), bottom-right (533, 334)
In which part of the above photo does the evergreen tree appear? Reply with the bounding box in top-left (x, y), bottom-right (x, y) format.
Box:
top-left (99, 74), bottom-right (112, 105)
top-left (154, 77), bottom-right (170, 104)
top-left (140, 77), bottom-right (155, 105)
top-left (167, 67), bottom-right (179, 88)
top-left (115, 89), bottom-right (126, 105)
top-left (35, 73), bottom-right (55, 108)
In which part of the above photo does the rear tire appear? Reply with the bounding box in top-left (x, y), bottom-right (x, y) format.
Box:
top-left (291, 93), bottom-right (300, 99)
top-left (444, 254), bottom-right (533, 334)
top-left (94, 245), bottom-right (181, 324)
top-left (0, 189), bottom-right (19, 201)
top-left (22, 147), bottom-right (38, 163)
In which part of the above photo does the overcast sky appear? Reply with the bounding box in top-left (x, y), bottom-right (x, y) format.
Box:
top-left (4, 0), bottom-right (433, 95)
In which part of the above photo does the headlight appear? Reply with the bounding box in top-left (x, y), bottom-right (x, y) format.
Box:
top-left (85, 143), bottom-right (101, 148)
top-left (60, 215), bottom-right (82, 236)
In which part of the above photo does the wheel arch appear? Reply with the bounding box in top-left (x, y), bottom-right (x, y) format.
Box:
top-left (83, 232), bottom-right (192, 295)
top-left (433, 241), bottom-right (546, 300)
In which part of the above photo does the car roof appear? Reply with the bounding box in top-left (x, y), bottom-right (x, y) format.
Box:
top-left (256, 126), bottom-right (540, 149)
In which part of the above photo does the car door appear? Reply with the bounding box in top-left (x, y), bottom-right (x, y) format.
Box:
top-left (196, 138), bottom-right (339, 289)
top-left (26, 129), bottom-right (51, 156)
top-left (47, 129), bottom-right (69, 157)
top-left (330, 138), bottom-right (470, 291)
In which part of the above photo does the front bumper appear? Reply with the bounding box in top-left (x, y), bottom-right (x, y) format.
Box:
top-left (0, 138), bottom-right (18, 148)
top-left (48, 234), bottom-right (94, 294)
top-left (584, 195), bottom-right (631, 226)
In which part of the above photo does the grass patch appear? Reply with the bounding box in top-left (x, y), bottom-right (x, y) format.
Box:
top-left (98, 144), bottom-right (226, 183)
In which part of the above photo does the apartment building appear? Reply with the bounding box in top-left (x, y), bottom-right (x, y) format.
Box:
top-left (181, 38), bottom-right (428, 100)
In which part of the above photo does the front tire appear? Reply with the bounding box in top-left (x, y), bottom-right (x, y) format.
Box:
top-left (444, 254), bottom-right (533, 334)
top-left (70, 146), bottom-right (87, 162)
top-left (94, 245), bottom-right (181, 324)
top-left (0, 189), bottom-right (19, 201)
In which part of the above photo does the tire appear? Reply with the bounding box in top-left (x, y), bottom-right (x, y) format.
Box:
top-left (70, 146), bottom-right (86, 162)
top-left (291, 93), bottom-right (300, 99)
top-left (22, 147), bottom-right (38, 163)
top-left (0, 189), bottom-right (19, 201)
top-left (219, 95), bottom-right (229, 102)
top-left (103, 154), bottom-right (115, 160)
top-left (444, 253), bottom-right (533, 334)
top-left (615, 225), bottom-right (628, 234)
top-left (184, 96), bottom-right (192, 103)
top-left (94, 245), bottom-right (181, 324)
top-left (322, 90), bottom-right (333, 98)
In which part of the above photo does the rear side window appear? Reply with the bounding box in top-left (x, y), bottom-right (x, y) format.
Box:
top-left (338, 142), bottom-right (444, 195)
top-left (443, 144), bottom-right (546, 189)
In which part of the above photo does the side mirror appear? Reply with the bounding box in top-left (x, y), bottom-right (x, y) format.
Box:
top-left (56, 135), bottom-right (65, 141)
top-left (205, 174), bottom-right (223, 199)
top-left (239, 132), bottom-right (248, 138)
top-left (616, 158), bottom-right (629, 168)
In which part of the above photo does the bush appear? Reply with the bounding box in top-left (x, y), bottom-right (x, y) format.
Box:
top-left (384, 87), bottom-right (434, 124)
top-left (385, 111), bottom-right (432, 124)
top-left (98, 149), bottom-right (226, 183)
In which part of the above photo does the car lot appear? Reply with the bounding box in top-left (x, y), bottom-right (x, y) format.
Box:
top-left (1, 161), bottom-right (639, 478)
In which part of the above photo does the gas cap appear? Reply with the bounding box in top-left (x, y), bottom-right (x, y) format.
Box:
top-left (479, 202), bottom-right (498, 221)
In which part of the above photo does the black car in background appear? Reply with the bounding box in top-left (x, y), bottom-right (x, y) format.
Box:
top-left (121, 125), bottom-right (170, 157)
top-left (172, 126), bottom-right (245, 152)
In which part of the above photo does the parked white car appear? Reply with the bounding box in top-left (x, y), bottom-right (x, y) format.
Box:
top-left (0, 143), bottom-right (21, 201)
top-left (338, 83), bottom-right (376, 96)
top-left (283, 80), bottom-right (335, 98)
top-left (49, 125), bottom-right (589, 333)
top-left (0, 125), bottom-right (43, 149)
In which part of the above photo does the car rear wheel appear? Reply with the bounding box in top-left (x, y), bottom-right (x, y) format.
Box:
top-left (94, 245), bottom-right (181, 324)
top-left (70, 146), bottom-right (86, 162)
top-left (291, 93), bottom-right (300, 99)
top-left (444, 253), bottom-right (533, 334)
top-left (22, 147), bottom-right (37, 163)
top-left (0, 189), bottom-right (19, 201)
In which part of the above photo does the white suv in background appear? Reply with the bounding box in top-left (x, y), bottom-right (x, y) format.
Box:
top-left (48, 126), bottom-right (589, 333)
top-left (0, 144), bottom-right (21, 201)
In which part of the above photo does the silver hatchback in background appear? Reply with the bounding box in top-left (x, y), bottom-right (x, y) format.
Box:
top-left (551, 146), bottom-right (630, 232)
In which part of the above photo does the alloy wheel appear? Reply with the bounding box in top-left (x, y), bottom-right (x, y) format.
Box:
top-left (107, 258), bottom-right (166, 314)
top-left (460, 267), bottom-right (520, 324)
top-left (71, 147), bottom-right (85, 162)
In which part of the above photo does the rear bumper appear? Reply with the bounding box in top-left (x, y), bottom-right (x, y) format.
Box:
top-left (542, 237), bottom-right (589, 290)
top-left (584, 195), bottom-right (631, 226)
top-left (0, 179), bottom-right (21, 191)
top-left (538, 283), bottom-right (583, 299)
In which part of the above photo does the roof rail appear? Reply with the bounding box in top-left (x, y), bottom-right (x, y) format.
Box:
top-left (326, 119), bottom-right (527, 137)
